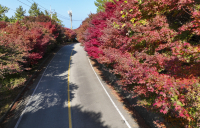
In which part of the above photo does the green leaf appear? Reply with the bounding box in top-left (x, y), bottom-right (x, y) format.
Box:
top-left (122, 14), bottom-right (126, 18)
top-left (129, 9), bottom-right (133, 12)
top-left (177, 101), bottom-right (184, 107)
top-left (130, 18), bottom-right (136, 23)
top-left (139, 19), bottom-right (147, 25)
top-left (174, 95), bottom-right (178, 100)
top-left (94, 0), bottom-right (113, 12)
top-left (138, 0), bottom-right (142, 4)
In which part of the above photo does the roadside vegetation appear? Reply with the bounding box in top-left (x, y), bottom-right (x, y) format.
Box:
top-left (0, 2), bottom-right (76, 120)
top-left (76, 0), bottom-right (200, 127)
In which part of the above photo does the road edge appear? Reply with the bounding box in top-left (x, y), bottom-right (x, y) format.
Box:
top-left (0, 43), bottom-right (77, 128)
top-left (87, 58), bottom-right (175, 128)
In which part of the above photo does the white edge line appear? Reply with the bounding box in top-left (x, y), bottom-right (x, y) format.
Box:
top-left (14, 45), bottom-right (72, 128)
top-left (87, 56), bottom-right (132, 128)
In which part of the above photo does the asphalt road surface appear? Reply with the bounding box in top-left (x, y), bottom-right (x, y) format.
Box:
top-left (14, 43), bottom-right (140, 128)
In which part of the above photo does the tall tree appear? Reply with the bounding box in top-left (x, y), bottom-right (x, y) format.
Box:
top-left (28, 2), bottom-right (43, 16)
top-left (40, 11), bottom-right (44, 15)
top-left (2, 15), bottom-right (9, 22)
top-left (44, 10), bottom-right (50, 17)
top-left (44, 10), bottom-right (63, 26)
top-left (9, 16), bottom-right (16, 23)
top-left (0, 5), bottom-right (9, 21)
top-left (52, 12), bottom-right (63, 25)
top-left (94, 0), bottom-right (112, 12)
top-left (15, 6), bottom-right (26, 21)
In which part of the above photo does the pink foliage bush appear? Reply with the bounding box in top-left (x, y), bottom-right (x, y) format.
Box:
top-left (64, 28), bottom-right (77, 41)
top-left (75, 13), bottom-right (96, 44)
top-left (0, 21), bottom-right (7, 29)
top-left (0, 17), bottom-right (70, 88)
top-left (83, 1), bottom-right (124, 58)
top-left (77, 0), bottom-right (200, 126)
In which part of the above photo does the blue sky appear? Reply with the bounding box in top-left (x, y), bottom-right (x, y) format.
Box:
top-left (1, 0), bottom-right (98, 29)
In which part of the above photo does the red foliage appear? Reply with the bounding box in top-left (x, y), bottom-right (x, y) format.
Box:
top-left (64, 28), bottom-right (76, 41)
top-left (39, 21), bottom-right (59, 39)
top-left (0, 21), bottom-right (7, 29)
top-left (0, 19), bottom-right (61, 80)
top-left (77, 0), bottom-right (200, 126)
top-left (83, 1), bottom-right (123, 58)
top-left (75, 13), bottom-right (96, 44)
top-left (0, 15), bottom-right (72, 90)
top-left (22, 15), bottom-right (65, 44)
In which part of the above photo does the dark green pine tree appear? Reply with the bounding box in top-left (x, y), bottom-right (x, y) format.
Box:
top-left (28, 2), bottom-right (43, 16)
top-left (15, 6), bottom-right (26, 21)
top-left (9, 16), bottom-right (16, 23)
top-left (44, 10), bottom-right (50, 17)
top-left (52, 12), bottom-right (63, 26)
top-left (0, 4), bottom-right (9, 21)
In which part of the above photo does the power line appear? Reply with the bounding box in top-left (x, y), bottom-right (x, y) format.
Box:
top-left (31, 0), bottom-right (82, 21)
top-left (17, 0), bottom-right (31, 7)
top-left (16, 1), bottom-right (68, 20)
top-left (26, 0), bottom-right (32, 4)
top-left (1, 5), bottom-right (16, 12)
top-left (26, 0), bottom-right (46, 11)
top-left (57, 14), bottom-right (70, 20)
top-left (31, 0), bottom-right (48, 11)
top-left (17, 0), bottom-right (83, 22)
top-left (57, 13), bottom-right (69, 19)
top-left (72, 18), bottom-right (83, 21)
top-left (26, 0), bottom-right (68, 19)
top-left (26, 0), bottom-right (81, 21)
top-left (31, 0), bottom-right (51, 6)
top-left (28, 0), bottom-right (72, 20)
top-left (8, 8), bottom-right (16, 12)
top-left (55, 12), bottom-right (82, 21)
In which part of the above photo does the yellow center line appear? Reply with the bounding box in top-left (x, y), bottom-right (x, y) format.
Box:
top-left (68, 47), bottom-right (75, 128)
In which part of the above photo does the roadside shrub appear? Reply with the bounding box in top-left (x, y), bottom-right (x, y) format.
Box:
top-left (0, 16), bottom-right (68, 89)
top-left (77, 0), bottom-right (200, 126)
top-left (0, 21), bottom-right (7, 29)
top-left (64, 28), bottom-right (77, 41)
top-left (75, 13), bottom-right (96, 44)
top-left (22, 15), bottom-right (66, 44)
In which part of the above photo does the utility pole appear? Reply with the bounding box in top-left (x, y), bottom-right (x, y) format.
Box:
top-left (50, 6), bottom-right (52, 19)
top-left (68, 10), bottom-right (72, 29)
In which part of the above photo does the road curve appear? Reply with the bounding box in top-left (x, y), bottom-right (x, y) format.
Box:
top-left (14, 43), bottom-right (140, 128)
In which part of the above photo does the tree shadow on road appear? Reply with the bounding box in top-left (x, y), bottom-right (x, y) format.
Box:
top-left (1, 44), bottom-right (110, 128)
top-left (10, 81), bottom-right (110, 128)
top-left (71, 104), bottom-right (110, 128)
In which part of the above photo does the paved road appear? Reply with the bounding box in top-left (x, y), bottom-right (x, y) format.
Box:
top-left (14, 43), bottom-right (140, 128)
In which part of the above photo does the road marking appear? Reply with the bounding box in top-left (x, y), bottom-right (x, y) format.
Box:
top-left (87, 56), bottom-right (132, 128)
top-left (14, 45), bottom-right (74, 128)
top-left (68, 47), bottom-right (75, 128)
